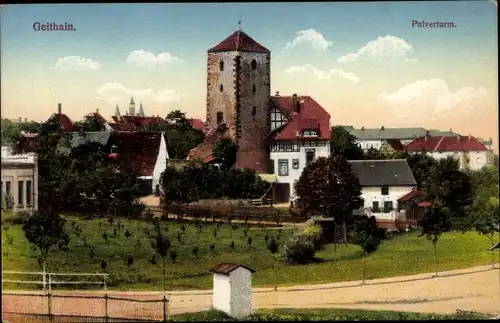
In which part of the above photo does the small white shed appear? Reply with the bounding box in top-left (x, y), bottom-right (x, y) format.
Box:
top-left (212, 262), bottom-right (256, 319)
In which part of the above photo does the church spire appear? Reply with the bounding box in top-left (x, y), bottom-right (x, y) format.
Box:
top-left (129, 97), bottom-right (136, 116)
top-left (139, 103), bottom-right (145, 117)
top-left (115, 104), bottom-right (121, 116)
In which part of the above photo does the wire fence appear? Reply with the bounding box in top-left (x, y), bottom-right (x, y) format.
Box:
top-left (2, 292), bottom-right (169, 323)
top-left (2, 271), bottom-right (109, 292)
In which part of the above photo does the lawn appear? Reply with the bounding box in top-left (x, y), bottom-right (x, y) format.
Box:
top-left (2, 213), bottom-right (497, 291)
top-left (170, 309), bottom-right (489, 321)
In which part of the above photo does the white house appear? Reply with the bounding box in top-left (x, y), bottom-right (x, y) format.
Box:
top-left (342, 126), bottom-right (460, 151)
top-left (266, 94), bottom-right (331, 202)
top-left (212, 263), bottom-right (255, 319)
top-left (349, 159), bottom-right (417, 224)
top-left (1, 152), bottom-right (39, 211)
top-left (405, 135), bottom-right (490, 171)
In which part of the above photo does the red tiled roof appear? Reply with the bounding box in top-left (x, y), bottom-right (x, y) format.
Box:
top-left (120, 116), bottom-right (166, 127)
top-left (418, 201), bottom-right (432, 208)
top-left (203, 154), bottom-right (216, 163)
top-left (405, 135), bottom-right (488, 152)
top-left (106, 132), bottom-right (163, 176)
top-left (208, 30), bottom-right (270, 53)
top-left (385, 139), bottom-right (404, 151)
top-left (108, 123), bottom-right (136, 131)
top-left (267, 95), bottom-right (331, 141)
top-left (85, 112), bottom-right (108, 124)
top-left (53, 113), bottom-right (75, 132)
top-left (187, 127), bottom-right (227, 162)
top-left (398, 189), bottom-right (424, 202)
top-left (187, 118), bottom-right (205, 132)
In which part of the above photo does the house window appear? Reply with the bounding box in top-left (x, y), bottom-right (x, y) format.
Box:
top-left (292, 159), bottom-right (299, 169)
top-left (270, 107), bottom-right (287, 131)
top-left (383, 201), bottom-right (393, 213)
top-left (216, 112), bottom-right (223, 124)
top-left (305, 149), bottom-right (316, 165)
top-left (26, 180), bottom-right (32, 206)
top-left (381, 186), bottom-right (389, 195)
top-left (219, 84), bottom-right (224, 92)
top-left (18, 181), bottom-right (24, 207)
top-left (372, 201), bottom-right (380, 212)
top-left (251, 59), bottom-right (257, 70)
top-left (252, 85), bottom-right (256, 93)
top-left (278, 159), bottom-right (289, 176)
top-left (303, 130), bottom-right (318, 137)
top-left (219, 60), bottom-right (224, 71)
top-left (251, 107), bottom-right (256, 116)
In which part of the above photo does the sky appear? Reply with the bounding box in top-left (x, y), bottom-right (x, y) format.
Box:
top-left (1, 2), bottom-right (498, 150)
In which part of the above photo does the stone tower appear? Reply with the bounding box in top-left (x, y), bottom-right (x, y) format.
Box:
top-left (206, 27), bottom-right (271, 173)
top-left (129, 97), bottom-right (136, 116)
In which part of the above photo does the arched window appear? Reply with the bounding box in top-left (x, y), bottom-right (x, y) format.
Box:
top-left (252, 84), bottom-right (256, 93)
top-left (219, 60), bottom-right (224, 71)
top-left (251, 59), bottom-right (257, 70)
top-left (252, 106), bottom-right (256, 116)
top-left (219, 84), bottom-right (223, 92)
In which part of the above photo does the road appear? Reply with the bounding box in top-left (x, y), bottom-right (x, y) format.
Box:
top-left (3, 265), bottom-right (500, 321)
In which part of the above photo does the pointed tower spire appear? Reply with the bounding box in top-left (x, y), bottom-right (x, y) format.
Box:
top-left (139, 103), bottom-right (145, 117)
top-left (115, 104), bottom-right (121, 116)
top-left (129, 97), bottom-right (136, 116)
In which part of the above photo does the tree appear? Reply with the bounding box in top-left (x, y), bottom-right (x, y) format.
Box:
top-left (161, 166), bottom-right (199, 219)
top-left (150, 227), bottom-right (171, 293)
top-left (267, 237), bottom-right (279, 291)
top-left (22, 211), bottom-right (70, 275)
top-left (406, 153), bottom-right (438, 190)
top-left (294, 155), bottom-right (363, 250)
top-left (329, 126), bottom-right (364, 160)
top-left (418, 201), bottom-right (452, 277)
top-left (364, 147), bottom-right (380, 160)
top-left (212, 137), bottom-right (237, 170)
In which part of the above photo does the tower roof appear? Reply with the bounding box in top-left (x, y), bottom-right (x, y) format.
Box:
top-left (208, 30), bottom-right (270, 53)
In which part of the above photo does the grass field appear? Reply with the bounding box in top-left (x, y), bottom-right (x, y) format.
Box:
top-left (170, 309), bottom-right (490, 321)
top-left (1, 213), bottom-right (497, 291)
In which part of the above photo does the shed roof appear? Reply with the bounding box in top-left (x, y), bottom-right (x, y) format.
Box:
top-left (212, 263), bottom-right (256, 276)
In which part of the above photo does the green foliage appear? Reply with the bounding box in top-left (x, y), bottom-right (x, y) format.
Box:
top-left (267, 237), bottom-right (279, 254)
top-left (1, 118), bottom-right (41, 146)
top-left (329, 126), bottom-right (364, 160)
top-left (283, 233), bottom-right (316, 265)
top-left (296, 223), bottom-right (325, 251)
top-left (348, 215), bottom-right (385, 254)
top-left (212, 137), bottom-right (237, 170)
top-left (22, 211), bottom-right (70, 269)
top-left (294, 155), bottom-right (363, 222)
top-left (170, 250), bottom-right (178, 262)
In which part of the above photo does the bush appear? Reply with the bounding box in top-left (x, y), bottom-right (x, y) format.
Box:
top-left (297, 223), bottom-right (325, 251)
top-left (283, 233), bottom-right (316, 265)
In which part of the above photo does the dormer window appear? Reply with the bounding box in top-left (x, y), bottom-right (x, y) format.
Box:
top-left (296, 131), bottom-right (302, 137)
top-left (303, 130), bottom-right (318, 137)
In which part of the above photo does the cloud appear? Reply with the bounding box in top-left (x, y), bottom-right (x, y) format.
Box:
top-left (284, 29), bottom-right (333, 51)
top-left (379, 78), bottom-right (488, 119)
top-left (337, 35), bottom-right (417, 64)
top-left (96, 82), bottom-right (183, 105)
top-left (285, 64), bottom-right (360, 84)
top-left (126, 49), bottom-right (183, 68)
top-left (53, 56), bottom-right (100, 71)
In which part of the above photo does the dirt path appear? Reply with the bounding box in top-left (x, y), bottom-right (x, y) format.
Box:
top-left (3, 265), bottom-right (500, 320)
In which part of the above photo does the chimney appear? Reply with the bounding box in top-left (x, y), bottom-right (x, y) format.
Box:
top-left (292, 93), bottom-right (298, 109)
top-left (24, 118), bottom-right (28, 122)
top-left (96, 108), bottom-right (100, 114)
top-left (381, 126), bottom-right (385, 131)
top-left (449, 128), bottom-right (452, 133)
top-left (361, 126), bottom-right (365, 130)
top-left (468, 135), bottom-right (471, 140)
top-left (275, 91), bottom-right (280, 96)
top-left (18, 117), bottom-right (22, 122)
top-left (57, 103), bottom-right (62, 114)
top-left (426, 130), bottom-right (430, 137)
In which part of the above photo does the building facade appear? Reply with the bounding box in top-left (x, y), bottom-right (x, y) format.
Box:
top-left (1, 153), bottom-right (39, 212)
top-left (405, 135), bottom-right (490, 171)
top-left (349, 159), bottom-right (417, 224)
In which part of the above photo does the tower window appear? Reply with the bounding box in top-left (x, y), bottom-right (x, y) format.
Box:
top-left (252, 84), bottom-right (256, 93)
top-left (219, 61), bottom-right (224, 71)
top-left (252, 107), bottom-right (256, 116)
top-left (219, 84), bottom-right (224, 92)
top-left (217, 112), bottom-right (224, 124)
top-left (251, 59), bottom-right (257, 70)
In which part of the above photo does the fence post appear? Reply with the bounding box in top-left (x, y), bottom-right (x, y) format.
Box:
top-left (104, 293), bottom-right (109, 323)
top-left (163, 294), bottom-right (168, 322)
top-left (48, 274), bottom-right (52, 292)
top-left (47, 292), bottom-right (52, 322)
top-left (103, 275), bottom-right (107, 290)
top-left (42, 270), bottom-right (46, 292)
